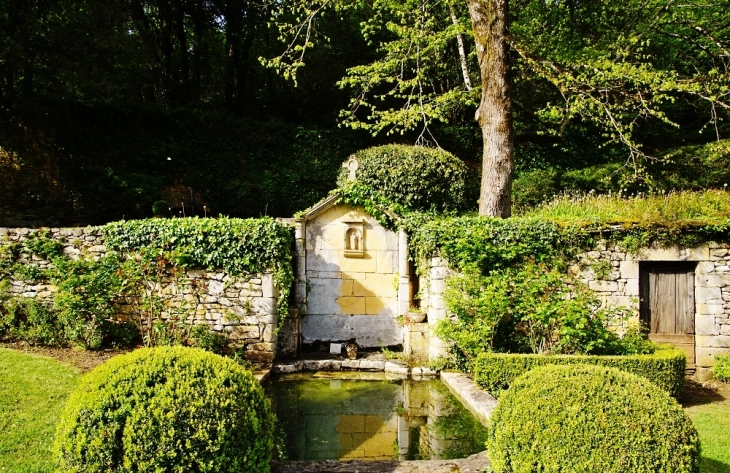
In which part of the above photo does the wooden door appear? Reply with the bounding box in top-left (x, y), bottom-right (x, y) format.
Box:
top-left (639, 262), bottom-right (696, 364)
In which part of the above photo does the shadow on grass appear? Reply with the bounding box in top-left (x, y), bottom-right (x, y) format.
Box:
top-left (701, 457), bottom-right (730, 473)
top-left (681, 381), bottom-right (726, 408)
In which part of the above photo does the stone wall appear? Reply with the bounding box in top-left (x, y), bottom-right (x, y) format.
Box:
top-left (0, 226), bottom-right (280, 363)
top-left (296, 200), bottom-right (408, 348)
top-left (423, 240), bottom-right (730, 380)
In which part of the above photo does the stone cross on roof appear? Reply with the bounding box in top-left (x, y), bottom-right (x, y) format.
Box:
top-left (342, 155), bottom-right (359, 181)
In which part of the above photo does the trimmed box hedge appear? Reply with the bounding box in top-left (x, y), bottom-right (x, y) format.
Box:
top-left (487, 364), bottom-right (700, 473)
top-left (474, 344), bottom-right (686, 398)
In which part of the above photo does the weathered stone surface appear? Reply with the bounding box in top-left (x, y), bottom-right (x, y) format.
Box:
top-left (440, 371), bottom-right (497, 426)
top-left (384, 360), bottom-right (410, 376)
top-left (588, 280), bottom-right (619, 292)
top-left (271, 451), bottom-right (490, 473)
top-left (302, 314), bottom-right (402, 347)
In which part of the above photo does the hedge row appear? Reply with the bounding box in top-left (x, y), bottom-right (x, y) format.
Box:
top-left (474, 344), bottom-right (686, 398)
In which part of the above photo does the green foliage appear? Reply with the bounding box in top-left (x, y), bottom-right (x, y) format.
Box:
top-left (713, 355), bottom-right (730, 383)
top-left (191, 324), bottom-right (230, 355)
top-left (406, 216), bottom-right (582, 275)
top-left (337, 145), bottom-right (477, 213)
top-left (51, 255), bottom-right (125, 350)
top-left (438, 262), bottom-right (638, 368)
top-left (54, 347), bottom-right (274, 473)
top-left (102, 217), bottom-right (294, 318)
top-left (152, 200), bottom-right (169, 216)
top-left (487, 364), bottom-right (700, 473)
top-left (0, 291), bottom-right (62, 346)
top-left (474, 344), bottom-right (686, 399)
top-left (591, 260), bottom-right (612, 280)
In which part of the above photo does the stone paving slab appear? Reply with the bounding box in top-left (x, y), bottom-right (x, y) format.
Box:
top-left (271, 451), bottom-right (490, 472)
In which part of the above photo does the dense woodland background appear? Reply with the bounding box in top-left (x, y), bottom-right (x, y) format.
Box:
top-left (1, 0), bottom-right (729, 226)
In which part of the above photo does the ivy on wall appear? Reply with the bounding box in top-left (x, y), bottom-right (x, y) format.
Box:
top-left (1, 217), bottom-right (294, 350)
top-left (102, 217), bottom-right (294, 318)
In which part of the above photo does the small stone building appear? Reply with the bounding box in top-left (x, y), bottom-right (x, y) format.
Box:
top-left (292, 195), bottom-right (412, 349)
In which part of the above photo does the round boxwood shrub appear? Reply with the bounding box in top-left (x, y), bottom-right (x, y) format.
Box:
top-left (54, 346), bottom-right (274, 473)
top-left (338, 144), bottom-right (477, 212)
top-left (487, 364), bottom-right (700, 473)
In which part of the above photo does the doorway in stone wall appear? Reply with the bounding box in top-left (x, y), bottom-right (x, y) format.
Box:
top-left (639, 261), bottom-right (697, 365)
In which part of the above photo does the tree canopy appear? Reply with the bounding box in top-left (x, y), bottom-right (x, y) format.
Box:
top-left (0, 0), bottom-right (728, 224)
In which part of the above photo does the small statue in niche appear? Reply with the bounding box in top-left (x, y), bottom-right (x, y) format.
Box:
top-left (344, 222), bottom-right (364, 257)
top-left (346, 228), bottom-right (361, 251)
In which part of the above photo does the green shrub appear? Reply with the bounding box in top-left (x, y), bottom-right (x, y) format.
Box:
top-left (51, 255), bottom-right (124, 350)
top-left (437, 262), bottom-right (636, 370)
top-left (487, 364), bottom-right (700, 473)
top-left (714, 355), bottom-right (730, 383)
top-left (54, 346), bottom-right (274, 473)
top-left (152, 200), bottom-right (169, 216)
top-left (474, 344), bottom-right (686, 398)
top-left (0, 295), bottom-right (63, 346)
top-left (338, 144), bottom-right (477, 212)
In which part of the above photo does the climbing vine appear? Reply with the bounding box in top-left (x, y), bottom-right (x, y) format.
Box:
top-left (102, 217), bottom-right (294, 318)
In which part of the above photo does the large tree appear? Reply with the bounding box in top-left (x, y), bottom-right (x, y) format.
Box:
top-left (266, 0), bottom-right (730, 217)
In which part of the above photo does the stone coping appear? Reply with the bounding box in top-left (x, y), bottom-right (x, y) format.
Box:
top-left (272, 357), bottom-right (438, 378)
top-left (271, 451), bottom-right (490, 472)
top-left (439, 371), bottom-right (498, 428)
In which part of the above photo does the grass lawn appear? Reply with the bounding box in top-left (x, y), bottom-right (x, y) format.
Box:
top-left (684, 381), bottom-right (730, 473)
top-left (0, 348), bottom-right (81, 473)
top-left (1, 346), bottom-right (729, 472)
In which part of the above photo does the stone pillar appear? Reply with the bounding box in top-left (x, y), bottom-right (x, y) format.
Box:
top-left (428, 257), bottom-right (449, 360)
top-left (294, 220), bottom-right (307, 314)
top-left (398, 229), bottom-right (411, 316)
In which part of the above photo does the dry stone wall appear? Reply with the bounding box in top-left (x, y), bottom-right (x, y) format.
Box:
top-left (423, 240), bottom-right (730, 380)
top-left (0, 226), bottom-right (279, 363)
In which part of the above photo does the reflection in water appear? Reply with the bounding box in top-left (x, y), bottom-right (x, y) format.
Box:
top-left (268, 372), bottom-right (488, 461)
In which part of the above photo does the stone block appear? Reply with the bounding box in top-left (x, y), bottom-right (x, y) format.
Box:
top-left (686, 245), bottom-right (710, 261)
top-left (246, 351), bottom-right (274, 364)
top-left (262, 273), bottom-right (280, 298)
top-left (273, 362), bottom-right (302, 374)
top-left (262, 324), bottom-right (277, 343)
top-left (252, 297), bottom-right (277, 316)
top-left (697, 274), bottom-right (730, 288)
top-left (301, 314), bottom-right (402, 347)
top-left (365, 296), bottom-right (396, 316)
top-left (228, 325), bottom-right (260, 339)
top-left (302, 359), bottom-right (342, 371)
top-left (429, 277), bottom-right (445, 295)
top-left (376, 250), bottom-right (397, 273)
top-left (619, 261), bottom-right (639, 279)
top-left (588, 280), bottom-right (619, 292)
top-left (430, 265), bottom-right (449, 280)
top-left (696, 335), bottom-right (730, 348)
top-left (697, 286), bottom-right (723, 303)
top-left (341, 359), bottom-right (362, 370)
top-left (698, 304), bottom-right (726, 316)
top-left (336, 296), bottom-right (366, 314)
top-left (427, 307), bottom-right (447, 323)
top-left (359, 360), bottom-right (386, 371)
top-left (384, 361), bottom-right (410, 375)
top-left (248, 342), bottom-right (276, 352)
top-left (696, 315), bottom-right (719, 335)
top-left (696, 262), bottom-right (716, 275)
top-left (623, 279), bottom-right (639, 295)
top-left (208, 280), bottom-right (225, 295)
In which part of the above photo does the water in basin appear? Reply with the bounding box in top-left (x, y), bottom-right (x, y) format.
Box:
top-left (268, 371), bottom-right (488, 461)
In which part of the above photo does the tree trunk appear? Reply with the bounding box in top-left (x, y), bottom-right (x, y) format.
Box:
top-left (466, 0), bottom-right (513, 218)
